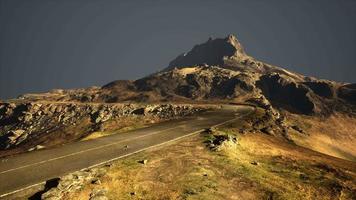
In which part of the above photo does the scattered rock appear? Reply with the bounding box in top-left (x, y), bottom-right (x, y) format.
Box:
top-left (0, 102), bottom-right (205, 151)
top-left (206, 134), bottom-right (238, 152)
top-left (89, 189), bottom-right (108, 200)
top-left (139, 159), bottom-right (148, 165)
top-left (260, 126), bottom-right (275, 135)
top-left (39, 168), bottom-right (108, 199)
top-left (41, 188), bottom-right (62, 200)
top-left (91, 178), bottom-right (101, 185)
top-left (291, 125), bottom-right (305, 134)
top-left (104, 163), bottom-right (113, 168)
top-left (28, 145), bottom-right (45, 152)
top-left (299, 173), bottom-right (309, 180)
top-left (131, 107), bottom-right (145, 115)
top-left (251, 161), bottom-right (259, 165)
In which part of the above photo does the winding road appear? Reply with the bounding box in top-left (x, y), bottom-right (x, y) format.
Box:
top-left (0, 105), bottom-right (254, 198)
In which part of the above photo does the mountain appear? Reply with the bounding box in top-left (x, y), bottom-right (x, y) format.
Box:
top-left (101, 34), bottom-right (355, 115)
top-left (7, 34), bottom-right (356, 116)
top-left (1, 34), bottom-right (356, 199)
top-left (1, 34), bottom-right (356, 156)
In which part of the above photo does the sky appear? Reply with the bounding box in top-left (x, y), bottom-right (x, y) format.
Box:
top-left (1, 0), bottom-right (356, 99)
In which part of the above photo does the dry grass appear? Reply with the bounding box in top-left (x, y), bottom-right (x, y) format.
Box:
top-left (219, 133), bottom-right (356, 200)
top-left (81, 116), bottom-right (161, 141)
top-left (286, 112), bottom-right (356, 161)
top-left (57, 109), bottom-right (356, 200)
top-left (65, 135), bottom-right (265, 200)
top-left (64, 126), bottom-right (356, 200)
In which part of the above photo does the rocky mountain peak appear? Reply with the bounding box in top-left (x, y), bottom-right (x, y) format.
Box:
top-left (166, 34), bottom-right (247, 70)
top-left (226, 34), bottom-right (245, 54)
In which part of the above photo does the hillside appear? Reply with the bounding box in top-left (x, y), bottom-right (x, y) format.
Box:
top-left (1, 34), bottom-right (356, 200)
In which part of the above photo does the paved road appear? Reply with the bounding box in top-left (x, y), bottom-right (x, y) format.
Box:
top-left (0, 105), bottom-right (254, 198)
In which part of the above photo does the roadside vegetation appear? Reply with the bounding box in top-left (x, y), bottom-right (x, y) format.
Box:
top-left (59, 110), bottom-right (356, 200)
top-left (81, 116), bottom-right (158, 141)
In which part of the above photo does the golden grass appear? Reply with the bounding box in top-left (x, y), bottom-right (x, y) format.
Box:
top-left (65, 132), bottom-right (356, 200)
top-left (286, 112), bottom-right (356, 161)
top-left (220, 133), bottom-right (356, 200)
top-left (65, 135), bottom-right (264, 200)
top-left (62, 110), bottom-right (356, 200)
top-left (81, 116), bottom-right (160, 141)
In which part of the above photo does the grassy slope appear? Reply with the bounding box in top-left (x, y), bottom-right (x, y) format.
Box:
top-left (63, 114), bottom-right (356, 200)
top-left (286, 112), bottom-right (356, 161)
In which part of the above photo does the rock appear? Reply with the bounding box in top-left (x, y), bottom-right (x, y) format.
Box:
top-left (3, 130), bottom-right (27, 147)
top-left (251, 161), bottom-right (259, 165)
top-left (165, 34), bottom-right (246, 70)
top-left (257, 73), bottom-right (316, 114)
top-left (299, 173), bottom-right (309, 180)
top-left (104, 163), bottom-right (113, 168)
top-left (338, 83), bottom-right (356, 104)
top-left (291, 125), bottom-right (304, 134)
top-left (260, 127), bottom-right (275, 135)
top-left (49, 105), bottom-right (57, 113)
top-left (0, 102), bottom-right (204, 151)
top-left (9, 129), bottom-right (25, 138)
top-left (207, 134), bottom-right (238, 151)
top-left (131, 107), bottom-right (145, 115)
top-left (41, 188), bottom-right (63, 200)
top-left (303, 81), bottom-right (334, 98)
top-left (138, 159), bottom-right (148, 165)
top-left (92, 109), bottom-right (112, 123)
top-left (91, 178), bottom-right (101, 185)
top-left (28, 145), bottom-right (45, 152)
top-left (89, 189), bottom-right (108, 200)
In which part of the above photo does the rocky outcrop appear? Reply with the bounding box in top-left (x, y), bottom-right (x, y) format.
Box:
top-left (0, 102), bottom-right (205, 152)
top-left (338, 84), bottom-right (356, 104)
top-left (134, 66), bottom-right (256, 100)
top-left (3, 34), bottom-right (356, 118)
top-left (166, 34), bottom-right (246, 70)
top-left (303, 81), bottom-right (335, 98)
top-left (37, 167), bottom-right (108, 200)
top-left (257, 73), bottom-right (315, 114)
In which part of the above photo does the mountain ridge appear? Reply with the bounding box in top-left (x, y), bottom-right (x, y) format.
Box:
top-left (3, 34), bottom-right (356, 116)
top-left (1, 33), bottom-right (356, 164)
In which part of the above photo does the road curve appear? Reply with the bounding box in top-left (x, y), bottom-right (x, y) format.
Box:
top-left (0, 105), bottom-right (254, 198)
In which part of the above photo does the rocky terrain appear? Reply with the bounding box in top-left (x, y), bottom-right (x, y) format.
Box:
top-left (14, 35), bottom-right (356, 116)
top-left (1, 34), bottom-right (356, 200)
top-left (18, 108), bottom-right (355, 200)
top-left (0, 102), bottom-right (206, 156)
top-left (2, 34), bottom-right (356, 156)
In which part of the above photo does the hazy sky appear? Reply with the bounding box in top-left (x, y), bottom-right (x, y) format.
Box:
top-left (1, 0), bottom-right (356, 99)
